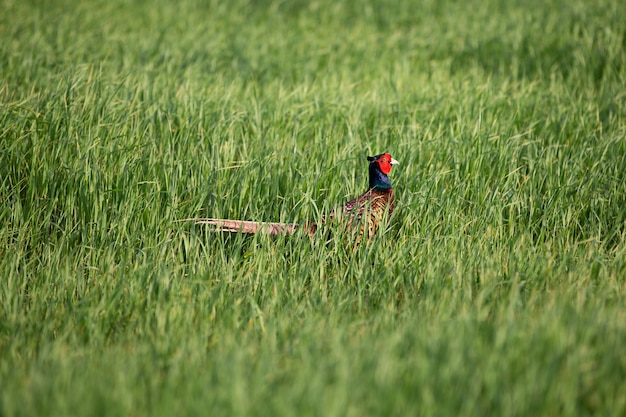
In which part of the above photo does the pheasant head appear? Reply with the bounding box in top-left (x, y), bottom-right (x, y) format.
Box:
top-left (367, 153), bottom-right (399, 190)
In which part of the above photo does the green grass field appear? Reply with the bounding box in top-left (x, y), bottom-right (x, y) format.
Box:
top-left (1, 0), bottom-right (625, 415)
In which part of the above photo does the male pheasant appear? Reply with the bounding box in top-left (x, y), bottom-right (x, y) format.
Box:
top-left (192, 153), bottom-right (399, 237)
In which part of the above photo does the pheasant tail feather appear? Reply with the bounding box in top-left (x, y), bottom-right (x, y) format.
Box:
top-left (193, 218), bottom-right (299, 235)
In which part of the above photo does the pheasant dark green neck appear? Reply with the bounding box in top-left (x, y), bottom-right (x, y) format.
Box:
top-left (369, 162), bottom-right (393, 190)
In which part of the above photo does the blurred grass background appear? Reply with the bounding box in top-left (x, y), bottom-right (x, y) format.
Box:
top-left (1, 0), bottom-right (625, 416)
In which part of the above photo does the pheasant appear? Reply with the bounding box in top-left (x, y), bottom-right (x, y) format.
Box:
top-left (191, 153), bottom-right (399, 237)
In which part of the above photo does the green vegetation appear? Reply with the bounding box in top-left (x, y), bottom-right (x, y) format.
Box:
top-left (1, 0), bottom-right (625, 415)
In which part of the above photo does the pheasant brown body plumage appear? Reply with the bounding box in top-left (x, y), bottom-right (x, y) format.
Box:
top-left (192, 153), bottom-right (399, 238)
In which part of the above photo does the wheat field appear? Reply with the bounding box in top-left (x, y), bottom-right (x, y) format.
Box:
top-left (1, 0), bottom-right (625, 416)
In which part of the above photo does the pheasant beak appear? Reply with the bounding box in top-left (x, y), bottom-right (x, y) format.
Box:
top-left (390, 158), bottom-right (399, 165)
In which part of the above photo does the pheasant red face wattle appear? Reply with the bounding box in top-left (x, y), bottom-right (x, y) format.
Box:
top-left (375, 153), bottom-right (400, 175)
